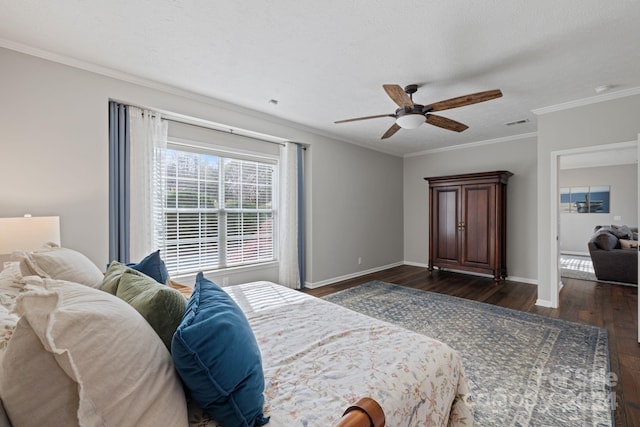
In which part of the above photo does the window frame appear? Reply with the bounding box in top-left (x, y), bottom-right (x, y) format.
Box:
top-left (156, 138), bottom-right (279, 276)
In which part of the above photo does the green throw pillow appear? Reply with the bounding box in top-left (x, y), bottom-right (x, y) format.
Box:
top-left (101, 262), bottom-right (186, 351)
top-left (101, 261), bottom-right (136, 295)
top-left (115, 272), bottom-right (187, 351)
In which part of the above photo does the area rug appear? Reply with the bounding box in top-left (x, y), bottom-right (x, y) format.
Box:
top-left (323, 281), bottom-right (613, 426)
top-left (560, 254), bottom-right (597, 281)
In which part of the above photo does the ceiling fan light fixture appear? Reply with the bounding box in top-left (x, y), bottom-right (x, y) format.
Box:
top-left (335, 85), bottom-right (501, 139)
top-left (395, 113), bottom-right (425, 129)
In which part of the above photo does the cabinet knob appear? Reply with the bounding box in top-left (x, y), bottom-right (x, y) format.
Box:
top-left (458, 222), bottom-right (465, 231)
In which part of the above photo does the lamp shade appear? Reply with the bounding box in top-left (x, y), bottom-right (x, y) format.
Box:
top-left (395, 114), bottom-right (425, 129)
top-left (0, 216), bottom-right (60, 254)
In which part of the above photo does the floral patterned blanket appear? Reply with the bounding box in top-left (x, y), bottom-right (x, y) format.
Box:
top-left (188, 281), bottom-right (474, 426)
top-left (0, 268), bottom-right (473, 426)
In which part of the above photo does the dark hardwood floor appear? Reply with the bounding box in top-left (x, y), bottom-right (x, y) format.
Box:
top-left (303, 265), bottom-right (640, 427)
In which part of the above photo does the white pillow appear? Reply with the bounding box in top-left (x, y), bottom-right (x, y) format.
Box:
top-left (0, 278), bottom-right (188, 427)
top-left (0, 263), bottom-right (23, 365)
top-left (0, 262), bottom-right (23, 310)
top-left (0, 400), bottom-right (11, 427)
top-left (12, 244), bottom-right (103, 288)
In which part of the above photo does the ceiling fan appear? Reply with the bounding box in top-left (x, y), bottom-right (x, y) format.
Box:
top-left (335, 84), bottom-right (503, 139)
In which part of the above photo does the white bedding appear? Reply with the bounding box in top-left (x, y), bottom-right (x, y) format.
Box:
top-left (0, 268), bottom-right (473, 426)
top-left (189, 281), bottom-right (473, 427)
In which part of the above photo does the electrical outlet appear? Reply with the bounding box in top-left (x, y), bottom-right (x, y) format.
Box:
top-left (614, 215), bottom-right (621, 221)
top-left (358, 257), bottom-right (362, 265)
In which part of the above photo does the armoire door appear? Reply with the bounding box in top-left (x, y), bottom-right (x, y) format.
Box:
top-left (426, 170), bottom-right (511, 282)
top-left (460, 183), bottom-right (497, 269)
top-left (431, 186), bottom-right (460, 265)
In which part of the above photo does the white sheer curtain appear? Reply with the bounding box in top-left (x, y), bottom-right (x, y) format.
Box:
top-left (129, 107), bottom-right (168, 262)
top-left (278, 142), bottom-right (301, 289)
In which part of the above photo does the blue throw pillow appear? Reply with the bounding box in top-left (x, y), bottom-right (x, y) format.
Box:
top-left (128, 250), bottom-right (169, 284)
top-left (171, 273), bottom-right (269, 427)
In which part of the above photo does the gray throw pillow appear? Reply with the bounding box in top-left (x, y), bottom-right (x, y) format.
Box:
top-left (593, 231), bottom-right (619, 251)
top-left (610, 224), bottom-right (633, 240)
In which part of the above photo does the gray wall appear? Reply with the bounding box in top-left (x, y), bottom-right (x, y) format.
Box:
top-left (559, 164), bottom-right (637, 254)
top-left (310, 140), bottom-right (403, 286)
top-left (0, 47), bottom-right (403, 287)
top-left (4, 45), bottom-right (638, 300)
top-left (403, 136), bottom-right (538, 283)
top-left (537, 94), bottom-right (640, 303)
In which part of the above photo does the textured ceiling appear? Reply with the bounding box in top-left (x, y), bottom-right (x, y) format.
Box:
top-left (1, 1), bottom-right (640, 156)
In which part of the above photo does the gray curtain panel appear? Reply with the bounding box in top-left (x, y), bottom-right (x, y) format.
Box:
top-left (296, 143), bottom-right (305, 287)
top-left (108, 101), bottom-right (130, 264)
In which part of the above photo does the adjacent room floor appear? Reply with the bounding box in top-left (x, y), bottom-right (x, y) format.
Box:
top-left (560, 254), bottom-right (597, 281)
top-left (561, 253), bottom-right (638, 287)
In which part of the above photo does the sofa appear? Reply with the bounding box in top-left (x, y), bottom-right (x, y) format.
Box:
top-left (587, 225), bottom-right (638, 284)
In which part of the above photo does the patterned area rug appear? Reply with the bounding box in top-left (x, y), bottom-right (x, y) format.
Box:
top-left (324, 281), bottom-right (613, 426)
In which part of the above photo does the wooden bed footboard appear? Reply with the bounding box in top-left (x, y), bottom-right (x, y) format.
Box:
top-left (333, 397), bottom-right (385, 427)
top-left (170, 280), bottom-right (194, 299)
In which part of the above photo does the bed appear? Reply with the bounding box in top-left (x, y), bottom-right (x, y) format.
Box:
top-left (194, 281), bottom-right (473, 426)
top-left (0, 246), bottom-right (473, 427)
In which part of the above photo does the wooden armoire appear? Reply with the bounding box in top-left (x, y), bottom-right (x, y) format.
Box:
top-left (424, 171), bottom-right (512, 282)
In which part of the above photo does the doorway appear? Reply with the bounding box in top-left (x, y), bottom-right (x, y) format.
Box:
top-left (550, 140), bottom-right (638, 309)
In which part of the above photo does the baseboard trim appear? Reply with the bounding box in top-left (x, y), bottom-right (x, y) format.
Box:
top-left (305, 262), bottom-right (404, 289)
top-left (508, 275), bottom-right (539, 286)
top-left (535, 299), bottom-right (554, 308)
top-left (307, 262), bottom-right (539, 288)
top-left (405, 263), bottom-right (538, 286)
top-left (404, 261), bottom-right (429, 268)
top-left (561, 251), bottom-right (590, 257)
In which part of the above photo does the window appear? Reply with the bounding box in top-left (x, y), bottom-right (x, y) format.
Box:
top-left (155, 145), bottom-right (276, 275)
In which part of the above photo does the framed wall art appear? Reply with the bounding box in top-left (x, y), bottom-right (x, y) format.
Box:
top-left (560, 185), bottom-right (610, 213)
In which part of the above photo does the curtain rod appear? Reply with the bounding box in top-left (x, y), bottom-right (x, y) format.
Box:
top-left (112, 99), bottom-right (292, 147)
top-left (162, 116), bottom-right (289, 147)
top-left (162, 116), bottom-right (308, 149)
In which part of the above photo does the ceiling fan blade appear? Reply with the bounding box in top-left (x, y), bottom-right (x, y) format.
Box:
top-left (334, 114), bottom-right (395, 124)
top-left (426, 114), bottom-right (469, 132)
top-left (427, 89), bottom-right (503, 112)
top-left (383, 84), bottom-right (414, 108)
top-left (381, 123), bottom-right (402, 139)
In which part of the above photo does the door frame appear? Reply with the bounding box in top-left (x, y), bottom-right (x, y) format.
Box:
top-left (550, 139), bottom-right (638, 309)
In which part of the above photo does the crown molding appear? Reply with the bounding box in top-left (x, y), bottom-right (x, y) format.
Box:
top-left (1, 39), bottom-right (417, 158)
top-left (0, 38), bottom-right (295, 125)
top-left (532, 86), bottom-right (640, 115)
top-left (0, 39), bottom-right (565, 160)
top-left (0, 38), bottom-right (206, 99)
top-left (404, 132), bottom-right (538, 158)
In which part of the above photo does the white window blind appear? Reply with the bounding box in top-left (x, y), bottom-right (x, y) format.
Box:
top-left (155, 145), bottom-right (276, 275)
